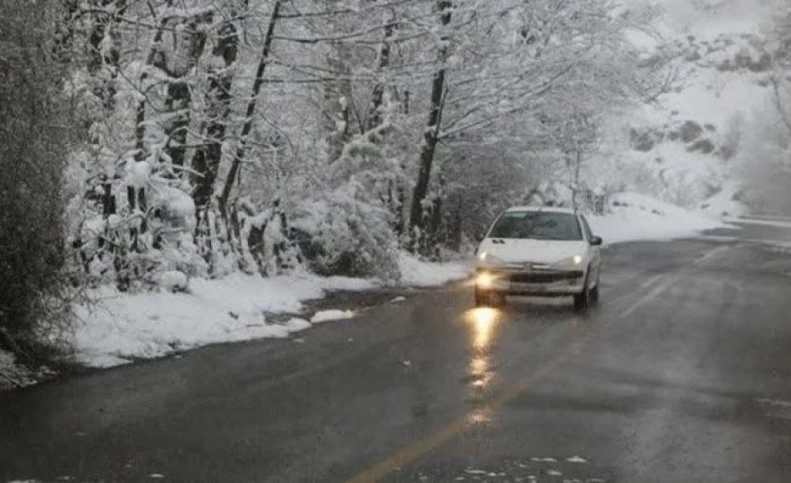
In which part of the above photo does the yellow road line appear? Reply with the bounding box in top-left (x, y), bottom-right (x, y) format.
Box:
top-left (346, 353), bottom-right (570, 483)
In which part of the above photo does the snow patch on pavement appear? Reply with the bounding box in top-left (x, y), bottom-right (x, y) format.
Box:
top-left (310, 309), bottom-right (355, 324)
top-left (589, 192), bottom-right (727, 245)
top-left (566, 456), bottom-right (588, 463)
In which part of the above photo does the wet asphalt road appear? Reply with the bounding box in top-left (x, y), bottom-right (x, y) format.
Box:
top-left (4, 220), bottom-right (791, 482)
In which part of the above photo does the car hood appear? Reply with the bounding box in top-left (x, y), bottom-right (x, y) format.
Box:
top-left (479, 238), bottom-right (588, 265)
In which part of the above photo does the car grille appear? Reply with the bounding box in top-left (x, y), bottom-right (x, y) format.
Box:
top-left (509, 271), bottom-right (583, 284)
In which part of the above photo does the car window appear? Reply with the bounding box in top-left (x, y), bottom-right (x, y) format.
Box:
top-left (580, 215), bottom-right (594, 241)
top-left (488, 211), bottom-right (583, 241)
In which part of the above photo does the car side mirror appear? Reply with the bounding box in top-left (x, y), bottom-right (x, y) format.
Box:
top-left (590, 236), bottom-right (603, 246)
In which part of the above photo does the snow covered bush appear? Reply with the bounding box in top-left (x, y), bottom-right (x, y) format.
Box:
top-left (292, 186), bottom-right (400, 280)
top-left (159, 271), bottom-right (189, 293)
top-left (67, 154), bottom-right (208, 291)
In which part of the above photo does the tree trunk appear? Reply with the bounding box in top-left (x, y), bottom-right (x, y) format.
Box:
top-left (571, 149), bottom-right (582, 211)
top-left (87, 0), bottom-right (111, 75)
top-left (324, 52), bottom-right (353, 161)
top-left (86, 0), bottom-right (125, 111)
top-left (134, 12), bottom-right (170, 162)
top-left (367, 15), bottom-right (395, 136)
top-left (323, 0), bottom-right (355, 162)
top-left (218, 0), bottom-right (282, 216)
top-left (191, 16), bottom-right (239, 211)
top-left (163, 12), bottom-right (212, 171)
top-left (408, 1), bottom-right (452, 245)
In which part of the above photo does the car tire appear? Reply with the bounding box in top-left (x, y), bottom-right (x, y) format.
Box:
top-left (574, 271), bottom-right (592, 311)
top-left (573, 291), bottom-right (588, 311)
top-left (590, 280), bottom-right (600, 304)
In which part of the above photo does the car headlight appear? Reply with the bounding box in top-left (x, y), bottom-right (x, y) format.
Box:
top-left (476, 271), bottom-right (496, 289)
top-left (478, 252), bottom-right (505, 266)
top-left (555, 254), bottom-right (585, 267)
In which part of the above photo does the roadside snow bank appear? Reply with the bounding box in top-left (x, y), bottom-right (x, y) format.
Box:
top-left (72, 273), bottom-right (375, 367)
top-left (72, 254), bottom-right (470, 368)
top-left (589, 192), bottom-right (727, 244)
top-left (398, 253), bottom-right (472, 287)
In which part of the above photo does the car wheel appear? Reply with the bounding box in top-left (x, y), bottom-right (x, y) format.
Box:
top-left (574, 272), bottom-right (591, 311)
top-left (590, 279), bottom-right (600, 304)
top-left (573, 291), bottom-right (588, 311)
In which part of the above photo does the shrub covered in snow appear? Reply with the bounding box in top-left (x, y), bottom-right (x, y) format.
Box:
top-left (292, 186), bottom-right (400, 280)
top-left (159, 271), bottom-right (189, 293)
top-left (68, 156), bottom-right (208, 291)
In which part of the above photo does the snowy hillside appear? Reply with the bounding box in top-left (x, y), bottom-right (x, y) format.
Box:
top-left (585, 0), bottom-right (777, 216)
top-left (589, 192), bottom-right (725, 244)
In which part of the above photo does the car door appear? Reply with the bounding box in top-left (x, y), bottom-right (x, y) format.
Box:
top-left (579, 215), bottom-right (601, 282)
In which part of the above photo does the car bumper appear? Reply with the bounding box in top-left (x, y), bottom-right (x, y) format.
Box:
top-left (475, 267), bottom-right (586, 296)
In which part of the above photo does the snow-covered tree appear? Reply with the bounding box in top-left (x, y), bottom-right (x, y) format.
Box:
top-left (61, 0), bottom-right (647, 282)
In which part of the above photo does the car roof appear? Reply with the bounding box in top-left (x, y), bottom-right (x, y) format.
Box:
top-left (504, 206), bottom-right (579, 215)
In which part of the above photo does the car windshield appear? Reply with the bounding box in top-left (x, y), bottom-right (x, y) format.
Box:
top-left (488, 211), bottom-right (583, 241)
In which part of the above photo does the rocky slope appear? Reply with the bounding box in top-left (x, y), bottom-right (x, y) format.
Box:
top-left (586, 0), bottom-right (778, 216)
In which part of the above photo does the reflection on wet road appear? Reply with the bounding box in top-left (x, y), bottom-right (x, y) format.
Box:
top-left (468, 307), bottom-right (500, 351)
top-left (467, 307), bottom-right (500, 391)
top-left (4, 224), bottom-right (791, 482)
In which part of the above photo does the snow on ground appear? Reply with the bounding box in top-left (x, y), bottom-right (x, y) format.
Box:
top-left (310, 309), bottom-right (356, 323)
top-left (700, 182), bottom-right (746, 218)
top-left (398, 252), bottom-right (472, 287)
top-left (72, 254), bottom-right (471, 368)
top-left (590, 192), bottom-right (728, 244)
top-left (72, 272), bottom-right (371, 367)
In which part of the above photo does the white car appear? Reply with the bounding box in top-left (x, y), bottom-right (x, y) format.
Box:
top-left (474, 206), bottom-right (603, 310)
